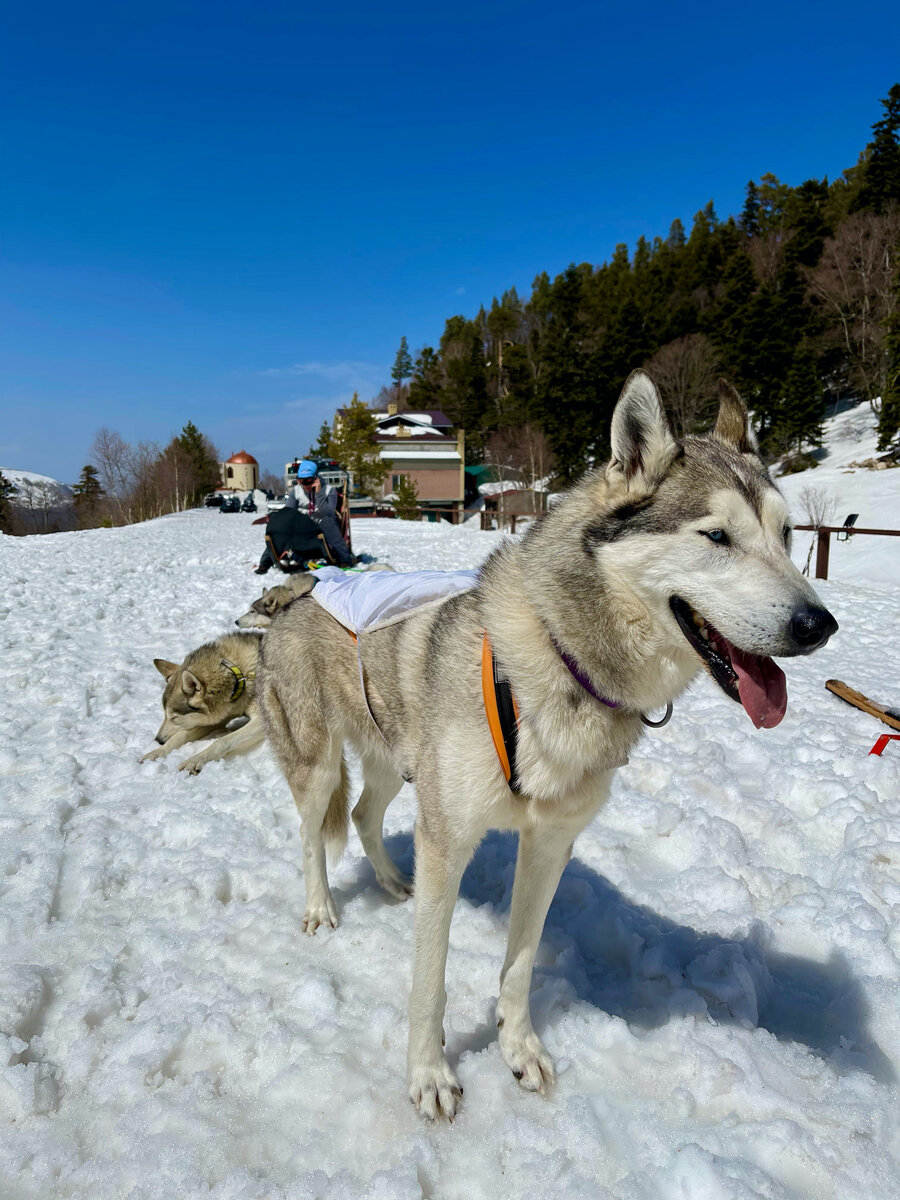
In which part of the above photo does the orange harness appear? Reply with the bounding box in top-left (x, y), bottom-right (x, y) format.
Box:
top-left (481, 633), bottom-right (521, 793)
top-left (349, 623), bottom-right (522, 793)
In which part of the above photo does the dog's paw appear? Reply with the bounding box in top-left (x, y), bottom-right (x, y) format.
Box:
top-left (377, 866), bottom-right (414, 902)
top-left (178, 757), bottom-right (205, 775)
top-left (140, 746), bottom-right (167, 763)
top-left (302, 898), bottom-right (338, 934)
top-left (499, 1028), bottom-right (555, 1093)
top-left (408, 1060), bottom-right (463, 1122)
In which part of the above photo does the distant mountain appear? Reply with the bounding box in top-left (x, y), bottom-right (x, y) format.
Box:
top-left (1, 468), bottom-right (72, 510)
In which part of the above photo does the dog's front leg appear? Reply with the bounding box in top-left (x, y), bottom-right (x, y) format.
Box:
top-left (495, 824), bottom-right (576, 1092)
top-left (407, 821), bottom-right (472, 1121)
top-left (178, 716), bottom-right (265, 774)
top-left (140, 726), bottom-right (211, 763)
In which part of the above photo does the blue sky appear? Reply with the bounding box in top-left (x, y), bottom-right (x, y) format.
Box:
top-left (2, 1), bottom-right (899, 482)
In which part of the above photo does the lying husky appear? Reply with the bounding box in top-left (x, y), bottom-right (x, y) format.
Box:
top-left (236, 575), bottom-right (317, 629)
top-left (141, 632), bottom-right (266, 774)
top-left (256, 373), bottom-right (837, 1120)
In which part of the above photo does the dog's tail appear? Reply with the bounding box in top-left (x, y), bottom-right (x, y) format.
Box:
top-left (323, 753), bottom-right (349, 864)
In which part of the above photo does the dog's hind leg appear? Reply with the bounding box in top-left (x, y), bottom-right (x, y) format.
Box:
top-left (263, 686), bottom-right (347, 933)
top-left (495, 821), bottom-right (585, 1092)
top-left (351, 752), bottom-right (411, 900)
top-left (407, 821), bottom-right (476, 1121)
top-left (291, 734), bottom-right (347, 934)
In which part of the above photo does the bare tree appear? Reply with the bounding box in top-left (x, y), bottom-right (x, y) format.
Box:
top-left (14, 478), bottom-right (65, 533)
top-left (643, 334), bottom-right (721, 437)
top-left (259, 471), bottom-right (283, 495)
top-left (807, 208), bottom-right (900, 412)
top-left (485, 424), bottom-right (554, 514)
top-left (798, 486), bottom-right (838, 576)
top-left (91, 428), bottom-right (136, 522)
top-left (799, 486), bottom-right (837, 528)
top-left (129, 441), bottom-right (162, 521)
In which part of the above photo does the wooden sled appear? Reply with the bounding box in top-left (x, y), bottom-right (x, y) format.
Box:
top-left (825, 680), bottom-right (900, 731)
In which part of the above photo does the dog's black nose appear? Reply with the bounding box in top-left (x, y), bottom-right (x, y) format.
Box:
top-left (155, 734), bottom-right (166, 744)
top-left (790, 606), bottom-right (838, 654)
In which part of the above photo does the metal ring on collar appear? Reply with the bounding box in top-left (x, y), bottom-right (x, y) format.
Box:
top-left (640, 702), bottom-right (673, 728)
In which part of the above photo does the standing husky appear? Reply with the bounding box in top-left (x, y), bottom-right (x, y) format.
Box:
top-left (142, 631), bottom-right (265, 774)
top-left (257, 373), bottom-right (837, 1120)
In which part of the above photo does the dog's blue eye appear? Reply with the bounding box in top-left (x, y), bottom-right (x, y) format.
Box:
top-left (703, 529), bottom-right (730, 546)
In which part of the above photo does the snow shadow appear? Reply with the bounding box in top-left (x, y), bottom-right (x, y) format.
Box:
top-left (375, 830), bottom-right (894, 1083)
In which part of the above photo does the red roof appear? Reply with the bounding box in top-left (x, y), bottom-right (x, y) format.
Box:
top-left (226, 450), bottom-right (258, 465)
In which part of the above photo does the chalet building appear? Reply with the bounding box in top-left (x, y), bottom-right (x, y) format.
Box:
top-left (336, 403), bottom-right (465, 514)
top-left (218, 450), bottom-right (259, 492)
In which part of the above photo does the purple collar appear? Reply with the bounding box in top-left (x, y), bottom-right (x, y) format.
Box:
top-left (551, 638), bottom-right (621, 709)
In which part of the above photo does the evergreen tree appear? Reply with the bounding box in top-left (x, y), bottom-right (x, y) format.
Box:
top-left (391, 336), bottom-right (413, 406)
top-left (177, 421), bottom-right (219, 505)
top-left (391, 473), bottom-right (420, 520)
top-left (310, 420), bottom-right (333, 458)
top-left (779, 342), bottom-right (824, 455)
top-left (329, 392), bottom-right (384, 496)
top-left (0, 469), bottom-right (15, 534)
top-left (439, 316), bottom-right (490, 460)
top-left (72, 463), bottom-right (105, 526)
top-left (408, 346), bottom-right (443, 409)
top-left (877, 255), bottom-right (900, 450)
top-left (854, 84), bottom-right (900, 214)
top-left (740, 181), bottom-right (760, 237)
top-left (666, 218), bottom-right (685, 249)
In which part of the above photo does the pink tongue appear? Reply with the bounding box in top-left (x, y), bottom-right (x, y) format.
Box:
top-left (727, 644), bottom-right (788, 729)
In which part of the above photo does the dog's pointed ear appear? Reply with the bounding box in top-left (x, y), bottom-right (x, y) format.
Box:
top-left (713, 379), bottom-right (758, 454)
top-left (153, 658), bottom-right (178, 679)
top-left (263, 594), bottom-right (279, 615)
top-left (181, 670), bottom-right (205, 704)
top-left (608, 371), bottom-right (680, 490)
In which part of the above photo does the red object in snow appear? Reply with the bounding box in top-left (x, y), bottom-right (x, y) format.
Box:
top-left (869, 735), bottom-right (900, 757)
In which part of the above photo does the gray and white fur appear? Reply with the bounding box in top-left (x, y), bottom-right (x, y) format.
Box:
top-left (256, 372), bottom-right (837, 1120)
top-left (142, 631), bottom-right (266, 774)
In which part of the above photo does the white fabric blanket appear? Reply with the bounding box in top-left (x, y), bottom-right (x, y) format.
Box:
top-left (310, 567), bottom-right (478, 634)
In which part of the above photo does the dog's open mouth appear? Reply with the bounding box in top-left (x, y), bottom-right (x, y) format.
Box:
top-left (669, 596), bottom-right (787, 729)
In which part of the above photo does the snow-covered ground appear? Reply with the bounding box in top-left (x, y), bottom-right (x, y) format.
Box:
top-left (1, 418), bottom-right (899, 1199)
top-left (777, 405), bottom-right (900, 589)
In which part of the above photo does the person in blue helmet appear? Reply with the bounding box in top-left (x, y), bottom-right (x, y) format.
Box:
top-left (294, 459), bottom-right (355, 567)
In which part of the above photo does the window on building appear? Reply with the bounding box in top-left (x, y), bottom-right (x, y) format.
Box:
top-left (391, 473), bottom-right (408, 491)
top-left (227, 466), bottom-right (233, 478)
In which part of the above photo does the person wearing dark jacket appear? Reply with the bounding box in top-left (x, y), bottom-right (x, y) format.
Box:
top-left (294, 460), bottom-right (355, 566)
top-left (255, 496), bottom-right (329, 574)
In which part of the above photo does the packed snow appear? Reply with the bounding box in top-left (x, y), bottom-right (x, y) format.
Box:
top-left (1, 416), bottom-right (899, 1199)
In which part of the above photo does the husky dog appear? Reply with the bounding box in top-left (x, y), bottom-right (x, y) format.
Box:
top-left (141, 632), bottom-right (265, 774)
top-left (256, 373), bottom-right (837, 1120)
top-left (236, 575), bottom-right (317, 629)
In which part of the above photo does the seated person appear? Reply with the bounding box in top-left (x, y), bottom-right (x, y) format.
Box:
top-left (255, 497), bottom-right (331, 574)
top-left (294, 460), bottom-right (355, 567)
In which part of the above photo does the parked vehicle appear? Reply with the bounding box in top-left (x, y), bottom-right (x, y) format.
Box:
top-left (267, 494), bottom-right (288, 513)
top-left (241, 493), bottom-right (258, 513)
top-left (220, 495), bottom-right (241, 513)
top-left (205, 493), bottom-right (224, 507)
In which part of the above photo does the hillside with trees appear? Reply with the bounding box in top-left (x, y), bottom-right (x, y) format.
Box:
top-left (384, 85), bottom-right (900, 481)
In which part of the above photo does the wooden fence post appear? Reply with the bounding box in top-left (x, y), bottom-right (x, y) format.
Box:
top-left (510, 514), bottom-right (517, 534)
top-left (815, 528), bottom-right (831, 580)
